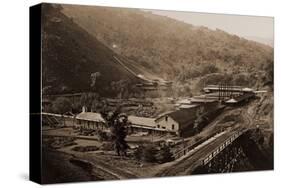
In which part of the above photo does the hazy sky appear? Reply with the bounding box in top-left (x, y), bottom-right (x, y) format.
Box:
top-left (146, 9), bottom-right (274, 44)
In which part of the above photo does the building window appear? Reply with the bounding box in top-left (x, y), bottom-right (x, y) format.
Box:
top-left (172, 124), bottom-right (175, 130)
top-left (162, 126), bottom-right (166, 129)
top-left (165, 116), bottom-right (168, 121)
top-left (157, 124), bottom-right (160, 128)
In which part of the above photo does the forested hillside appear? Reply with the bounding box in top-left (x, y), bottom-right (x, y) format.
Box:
top-left (42, 4), bottom-right (140, 95)
top-left (62, 5), bottom-right (273, 89)
top-left (42, 4), bottom-right (273, 97)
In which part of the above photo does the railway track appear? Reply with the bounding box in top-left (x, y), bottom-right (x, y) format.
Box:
top-left (156, 107), bottom-right (254, 177)
top-left (156, 128), bottom-right (245, 176)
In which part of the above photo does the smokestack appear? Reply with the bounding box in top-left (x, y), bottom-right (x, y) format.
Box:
top-left (82, 106), bottom-right (87, 113)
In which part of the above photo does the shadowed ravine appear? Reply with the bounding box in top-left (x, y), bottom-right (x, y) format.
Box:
top-left (192, 130), bottom-right (273, 174)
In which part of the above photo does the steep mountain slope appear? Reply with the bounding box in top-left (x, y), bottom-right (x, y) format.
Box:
top-left (42, 3), bottom-right (273, 97)
top-left (42, 4), bottom-right (141, 95)
top-left (62, 5), bottom-right (273, 82)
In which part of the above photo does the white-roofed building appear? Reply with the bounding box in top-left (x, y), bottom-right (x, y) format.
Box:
top-left (178, 104), bottom-right (199, 109)
top-left (74, 111), bottom-right (175, 135)
top-left (128, 115), bottom-right (175, 135)
top-left (128, 116), bottom-right (155, 129)
top-left (76, 112), bottom-right (106, 130)
top-left (225, 98), bottom-right (237, 104)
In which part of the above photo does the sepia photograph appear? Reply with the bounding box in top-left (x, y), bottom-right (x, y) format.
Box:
top-left (34, 3), bottom-right (273, 184)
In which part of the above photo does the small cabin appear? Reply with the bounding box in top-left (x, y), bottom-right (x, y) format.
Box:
top-left (75, 112), bottom-right (106, 130)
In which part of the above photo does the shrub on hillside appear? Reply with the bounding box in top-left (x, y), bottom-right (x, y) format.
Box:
top-left (133, 144), bottom-right (158, 163)
top-left (97, 130), bottom-right (109, 141)
top-left (157, 145), bottom-right (174, 163)
top-left (100, 142), bottom-right (114, 151)
top-left (51, 97), bottom-right (72, 114)
top-left (142, 145), bottom-right (158, 163)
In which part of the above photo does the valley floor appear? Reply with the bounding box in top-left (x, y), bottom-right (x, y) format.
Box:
top-left (41, 93), bottom-right (273, 182)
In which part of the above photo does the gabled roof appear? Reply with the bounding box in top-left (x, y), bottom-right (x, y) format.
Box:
top-left (177, 98), bottom-right (192, 104)
top-left (76, 112), bottom-right (105, 123)
top-left (242, 88), bottom-right (254, 92)
top-left (225, 98), bottom-right (237, 103)
top-left (179, 104), bottom-right (199, 109)
top-left (156, 110), bottom-right (176, 118)
top-left (169, 109), bottom-right (198, 125)
top-left (155, 107), bottom-right (199, 125)
top-left (226, 92), bottom-right (254, 103)
top-left (156, 101), bottom-right (220, 125)
top-left (190, 98), bottom-right (216, 103)
top-left (128, 116), bottom-right (156, 128)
